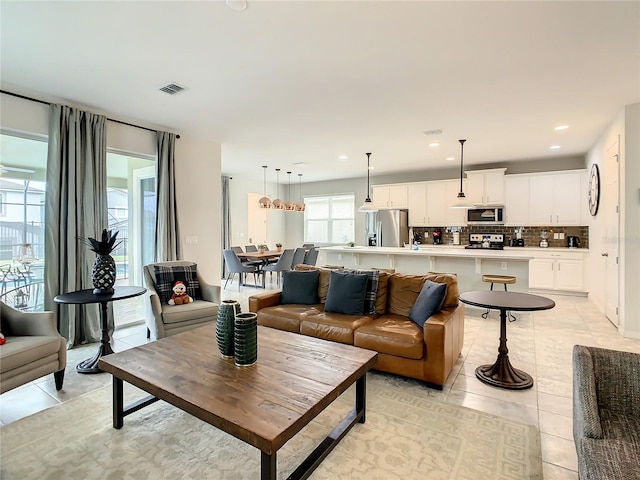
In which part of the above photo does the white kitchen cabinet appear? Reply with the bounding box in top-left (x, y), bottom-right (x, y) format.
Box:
top-left (529, 252), bottom-right (584, 291)
top-left (465, 169), bottom-right (506, 205)
top-left (444, 179), bottom-right (467, 226)
top-left (425, 181), bottom-right (447, 225)
top-left (529, 171), bottom-right (583, 225)
top-left (407, 183), bottom-right (427, 226)
top-left (504, 175), bottom-right (530, 226)
top-left (372, 184), bottom-right (408, 209)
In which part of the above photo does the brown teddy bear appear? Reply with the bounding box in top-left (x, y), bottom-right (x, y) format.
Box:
top-left (168, 280), bottom-right (193, 305)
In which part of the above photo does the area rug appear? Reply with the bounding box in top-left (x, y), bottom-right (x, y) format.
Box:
top-left (0, 372), bottom-right (542, 479)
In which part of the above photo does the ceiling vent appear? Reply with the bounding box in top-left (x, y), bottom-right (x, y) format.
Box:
top-left (423, 129), bottom-right (443, 136)
top-left (159, 83), bottom-right (185, 95)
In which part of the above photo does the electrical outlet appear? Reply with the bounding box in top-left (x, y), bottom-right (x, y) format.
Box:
top-left (553, 233), bottom-right (559, 240)
top-left (559, 233), bottom-right (565, 239)
top-left (338, 253), bottom-right (343, 260)
top-left (185, 235), bottom-right (198, 245)
top-left (501, 262), bottom-right (507, 270)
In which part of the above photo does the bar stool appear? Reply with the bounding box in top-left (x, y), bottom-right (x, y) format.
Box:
top-left (481, 274), bottom-right (517, 322)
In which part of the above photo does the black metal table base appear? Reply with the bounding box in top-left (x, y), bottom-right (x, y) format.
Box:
top-left (475, 308), bottom-right (533, 390)
top-left (110, 372), bottom-right (367, 480)
top-left (76, 342), bottom-right (114, 373)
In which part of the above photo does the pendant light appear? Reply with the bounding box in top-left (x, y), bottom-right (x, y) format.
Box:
top-left (272, 168), bottom-right (284, 210)
top-left (358, 152), bottom-right (378, 212)
top-left (258, 165), bottom-right (271, 208)
top-left (284, 171), bottom-right (295, 211)
top-left (295, 173), bottom-right (306, 212)
top-left (450, 139), bottom-right (475, 209)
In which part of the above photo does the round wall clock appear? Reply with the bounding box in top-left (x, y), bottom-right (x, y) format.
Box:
top-left (588, 164), bottom-right (600, 216)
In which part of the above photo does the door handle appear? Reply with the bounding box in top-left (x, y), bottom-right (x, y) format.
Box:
top-left (601, 253), bottom-right (609, 257)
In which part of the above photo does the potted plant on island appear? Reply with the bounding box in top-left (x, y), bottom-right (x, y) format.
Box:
top-left (347, 241), bottom-right (356, 247)
top-left (275, 243), bottom-right (283, 252)
top-left (258, 243), bottom-right (268, 254)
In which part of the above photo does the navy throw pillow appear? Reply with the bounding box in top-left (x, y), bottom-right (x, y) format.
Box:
top-left (409, 280), bottom-right (448, 327)
top-left (281, 270), bottom-right (320, 305)
top-left (324, 271), bottom-right (368, 316)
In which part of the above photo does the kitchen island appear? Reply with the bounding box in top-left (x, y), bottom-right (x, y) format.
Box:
top-left (318, 245), bottom-right (589, 295)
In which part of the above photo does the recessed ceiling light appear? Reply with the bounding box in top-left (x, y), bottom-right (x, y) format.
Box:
top-left (338, 155), bottom-right (348, 160)
top-left (293, 162), bottom-right (307, 167)
top-left (225, 0), bottom-right (247, 11)
top-left (555, 125), bottom-right (569, 131)
top-left (446, 157), bottom-right (455, 161)
top-left (549, 145), bottom-right (561, 150)
top-left (429, 143), bottom-right (440, 147)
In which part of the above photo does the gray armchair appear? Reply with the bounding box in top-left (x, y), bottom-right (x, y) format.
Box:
top-left (143, 261), bottom-right (220, 340)
top-left (0, 301), bottom-right (66, 394)
top-left (573, 345), bottom-right (640, 480)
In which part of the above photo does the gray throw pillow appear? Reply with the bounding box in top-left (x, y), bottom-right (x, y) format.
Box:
top-left (408, 280), bottom-right (447, 327)
top-left (281, 270), bottom-right (320, 305)
top-left (324, 271), bottom-right (368, 316)
top-left (339, 268), bottom-right (379, 314)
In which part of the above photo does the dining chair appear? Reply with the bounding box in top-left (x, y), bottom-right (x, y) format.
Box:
top-left (231, 246), bottom-right (244, 254)
top-left (303, 247), bottom-right (319, 266)
top-left (302, 243), bottom-right (315, 248)
top-left (290, 247), bottom-right (307, 269)
top-left (223, 249), bottom-right (262, 291)
top-left (245, 245), bottom-right (258, 252)
top-left (262, 249), bottom-right (295, 286)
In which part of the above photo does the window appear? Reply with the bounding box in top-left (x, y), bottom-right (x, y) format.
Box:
top-left (304, 194), bottom-right (355, 244)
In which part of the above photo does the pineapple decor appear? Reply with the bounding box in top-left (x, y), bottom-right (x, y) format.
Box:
top-left (82, 229), bottom-right (121, 295)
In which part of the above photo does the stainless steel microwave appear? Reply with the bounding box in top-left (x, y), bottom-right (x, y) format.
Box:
top-left (467, 207), bottom-right (505, 225)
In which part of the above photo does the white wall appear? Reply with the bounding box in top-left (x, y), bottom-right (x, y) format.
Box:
top-left (0, 92), bottom-right (223, 284)
top-left (585, 102), bottom-right (640, 339)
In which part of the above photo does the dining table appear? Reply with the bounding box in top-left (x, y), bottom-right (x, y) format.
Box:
top-left (236, 250), bottom-right (282, 288)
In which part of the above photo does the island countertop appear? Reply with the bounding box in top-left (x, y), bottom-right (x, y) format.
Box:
top-left (319, 245), bottom-right (588, 260)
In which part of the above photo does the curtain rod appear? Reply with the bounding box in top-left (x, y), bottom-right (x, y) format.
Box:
top-left (0, 89), bottom-right (180, 139)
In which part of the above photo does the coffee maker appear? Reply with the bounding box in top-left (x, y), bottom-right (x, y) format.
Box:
top-left (432, 229), bottom-right (442, 245)
top-left (567, 236), bottom-right (581, 248)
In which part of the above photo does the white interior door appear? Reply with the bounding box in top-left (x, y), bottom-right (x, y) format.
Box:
top-left (132, 166), bottom-right (156, 286)
top-left (604, 140), bottom-right (620, 326)
top-left (247, 193), bottom-right (268, 246)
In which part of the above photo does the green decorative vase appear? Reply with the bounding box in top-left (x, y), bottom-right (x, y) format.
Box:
top-left (216, 300), bottom-right (241, 358)
top-left (234, 312), bottom-right (258, 367)
top-left (92, 254), bottom-right (116, 295)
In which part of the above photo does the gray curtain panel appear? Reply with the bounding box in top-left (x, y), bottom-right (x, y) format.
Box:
top-left (221, 175), bottom-right (232, 277)
top-left (155, 131), bottom-right (181, 262)
top-left (44, 104), bottom-right (109, 346)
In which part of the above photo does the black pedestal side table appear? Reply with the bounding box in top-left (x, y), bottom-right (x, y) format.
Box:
top-left (54, 286), bottom-right (146, 374)
top-left (459, 290), bottom-right (555, 390)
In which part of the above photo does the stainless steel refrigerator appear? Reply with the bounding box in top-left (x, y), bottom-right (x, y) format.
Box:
top-left (365, 209), bottom-right (409, 247)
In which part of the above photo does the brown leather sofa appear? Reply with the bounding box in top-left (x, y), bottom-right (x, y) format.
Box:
top-left (248, 266), bottom-right (465, 388)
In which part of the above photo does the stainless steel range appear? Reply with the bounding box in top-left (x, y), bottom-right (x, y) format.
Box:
top-left (465, 233), bottom-right (505, 250)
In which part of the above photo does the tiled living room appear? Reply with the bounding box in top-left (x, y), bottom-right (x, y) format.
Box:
top-left (2, 277), bottom-right (638, 479)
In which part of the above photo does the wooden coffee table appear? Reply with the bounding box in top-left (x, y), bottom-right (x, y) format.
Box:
top-left (98, 325), bottom-right (378, 480)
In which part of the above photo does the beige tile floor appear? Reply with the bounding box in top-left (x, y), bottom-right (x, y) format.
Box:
top-left (2, 275), bottom-right (638, 480)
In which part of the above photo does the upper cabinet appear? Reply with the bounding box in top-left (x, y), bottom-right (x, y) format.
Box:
top-left (372, 184), bottom-right (408, 209)
top-left (464, 168), bottom-right (506, 205)
top-left (529, 171), bottom-right (583, 225)
top-left (407, 183), bottom-right (427, 226)
top-left (504, 175), bottom-right (530, 226)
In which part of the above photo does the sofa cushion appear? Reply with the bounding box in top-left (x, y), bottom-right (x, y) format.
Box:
top-left (324, 271), bottom-right (368, 315)
top-left (300, 311), bottom-right (375, 345)
top-left (340, 268), bottom-right (379, 314)
top-left (281, 270), bottom-right (319, 305)
top-left (154, 264), bottom-right (201, 304)
top-left (257, 304), bottom-right (323, 333)
top-left (387, 274), bottom-right (429, 317)
top-left (0, 336), bottom-right (63, 372)
top-left (409, 280), bottom-right (448, 327)
top-left (354, 314), bottom-right (424, 360)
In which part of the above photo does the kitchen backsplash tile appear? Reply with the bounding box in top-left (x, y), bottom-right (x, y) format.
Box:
top-left (412, 225), bottom-right (589, 249)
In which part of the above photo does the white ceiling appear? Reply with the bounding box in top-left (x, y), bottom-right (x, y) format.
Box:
top-left (1, 1), bottom-right (638, 183)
